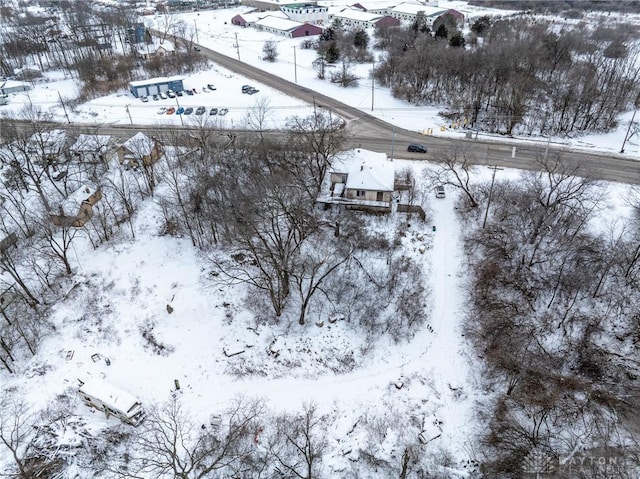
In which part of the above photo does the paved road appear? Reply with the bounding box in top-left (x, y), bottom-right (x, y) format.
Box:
top-left (188, 42), bottom-right (640, 185)
top-left (2, 38), bottom-right (639, 185)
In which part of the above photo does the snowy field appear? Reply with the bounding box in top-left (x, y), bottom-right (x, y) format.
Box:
top-left (1, 1), bottom-right (640, 476)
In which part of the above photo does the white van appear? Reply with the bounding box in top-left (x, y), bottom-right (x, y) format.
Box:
top-left (78, 379), bottom-right (145, 426)
top-left (435, 185), bottom-right (445, 198)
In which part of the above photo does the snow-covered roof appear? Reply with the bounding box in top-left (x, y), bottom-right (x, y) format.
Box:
top-left (333, 8), bottom-right (383, 22)
top-left (237, 10), bottom-right (288, 23)
top-left (390, 2), bottom-right (446, 16)
top-left (61, 184), bottom-right (99, 212)
top-left (350, 1), bottom-right (394, 11)
top-left (28, 129), bottom-right (66, 154)
top-left (137, 39), bottom-right (174, 56)
top-left (122, 132), bottom-right (155, 156)
top-left (129, 75), bottom-right (184, 88)
top-left (255, 15), bottom-right (307, 32)
top-left (333, 150), bottom-right (395, 191)
top-left (14, 65), bottom-right (40, 75)
top-left (69, 134), bottom-right (112, 153)
top-left (79, 379), bottom-right (141, 415)
top-left (0, 80), bottom-right (31, 91)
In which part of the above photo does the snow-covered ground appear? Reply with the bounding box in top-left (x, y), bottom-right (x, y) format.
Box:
top-left (1, 1), bottom-right (639, 475)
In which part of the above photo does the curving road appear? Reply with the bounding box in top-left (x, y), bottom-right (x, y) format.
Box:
top-left (2, 36), bottom-right (639, 185)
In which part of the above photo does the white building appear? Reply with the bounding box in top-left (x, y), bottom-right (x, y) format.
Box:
top-left (280, 3), bottom-right (329, 24)
top-left (389, 3), bottom-right (447, 24)
top-left (329, 8), bottom-right (387, 28)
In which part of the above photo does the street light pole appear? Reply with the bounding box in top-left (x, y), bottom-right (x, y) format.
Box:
top-left (371, 59), bottom-right (374, 112)
top-left (234, 32), bottom-right (240, 60)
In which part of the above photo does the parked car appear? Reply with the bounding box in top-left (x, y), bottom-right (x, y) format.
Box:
top-left (435, 185), bottom-right (445, 198)
top-left (201, 86), bottom-right (209, 93)
top-left (157, 107), bottom-right (167, 115)
top-left (407, 143), bottom-right (427, 153)
top-left (218, 108), bottom-right (228, 116)
top-left (195, 106), bottom-right (206, 115)
top-left (176, 90), bottom-right (184, 97)
top-left (152, 94), bottom-right (159, 101)
top-left (167, 90), bottom-right (176, 98)
top-left (209, 107), bottom-right (218, 115)
top-left (194, 46), bottom-right (201, 51)
top-left (140, 96), bottom-right (149, 102)
top-left (176, 107), bottom-right (185, 115)
top-left (185, 90), bottom-right (194, 96)
top-left (207, 84), bottom-right (217, 91)
top-left (247, 88), bottom-right (259, 95)
top-left (241, 85), bottom-right (252, 93)
top-left (159, 92), bottom-right (167, 100)
top-left (184, 107), bottom-right (193, 115)
top-left (166, 107), bottom-right (176, 115)
top-left (192, 88), bottom-right (199, 94)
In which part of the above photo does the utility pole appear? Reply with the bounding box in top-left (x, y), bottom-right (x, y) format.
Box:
top-left (371, 59), bottom-right (375, 112)
top-left (57, 91), bottom-right (70, 124)
top-left (390, 126), bottom-right (396, 160)
top-left (194, 19), bottom-right (199, 43)
top-left (234, 33), bottom-right (240, 61)
top-left (175, 96), bottom-right (183, 126)
top-left (293, 45), bottom-right (297, 83)
top-left (621, 109), bottom-right (637, 153)
top-left (482, 165), bottom-right (503, 229)
top-left (125, 104), bottom-right (133, 125)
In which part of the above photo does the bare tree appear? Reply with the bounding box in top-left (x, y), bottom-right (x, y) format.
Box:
top-left (262, 40), bottom-right (278, 62)
top-left (432, 147), bottom-right (479, 208)
top-left (269, 403), bottom-right (327, 479)
top-left (122, 395), bottom-right (264, 479)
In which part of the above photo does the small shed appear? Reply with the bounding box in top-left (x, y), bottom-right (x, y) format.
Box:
top-left (129, 75), bottom-right (184, 98)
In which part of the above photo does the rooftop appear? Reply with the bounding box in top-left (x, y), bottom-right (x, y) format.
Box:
top-left (332, 150), bottom-right (395, 192)
top-left (255, 15), bottom-right (310, 31)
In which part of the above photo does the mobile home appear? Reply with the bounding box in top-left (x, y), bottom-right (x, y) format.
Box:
top-left (78, 379), bottom-right (145, 426)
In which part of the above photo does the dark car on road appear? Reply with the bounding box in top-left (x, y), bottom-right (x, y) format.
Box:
top-left (196, 106), bottom-right (206, 115)
top-left (407, 143), bottom-right (427, 153)
top-left (184, 107), bottom-right (193, 115)
top-left (210, 107), bottom-right (218, 115)
top-left (176, 107), bottom-right (185, 115)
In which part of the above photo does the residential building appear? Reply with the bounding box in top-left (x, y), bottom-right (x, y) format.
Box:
top-left (320, 150), bottom-right (395, 213)
top-left (231, 10), bottom-right (288, 27)
top-left (69, 134), bottom-right (114, 164)
top-left (389, 3), bottom-right (446, 24)
top-left (117, 132), bottom-right (163, 167)
top-left (50, 184), bottom-right (103, 228)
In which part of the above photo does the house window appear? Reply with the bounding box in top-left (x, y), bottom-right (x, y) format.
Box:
top-left (356, 190), bottom-right (365, 197)
top-left (376, 192), bottom-right (383, 201)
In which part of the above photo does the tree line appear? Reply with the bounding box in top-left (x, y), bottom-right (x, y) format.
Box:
top-left (371, 15), bottom-right (640, 136)
top-left (442, 147), bottom-right (640, 476)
